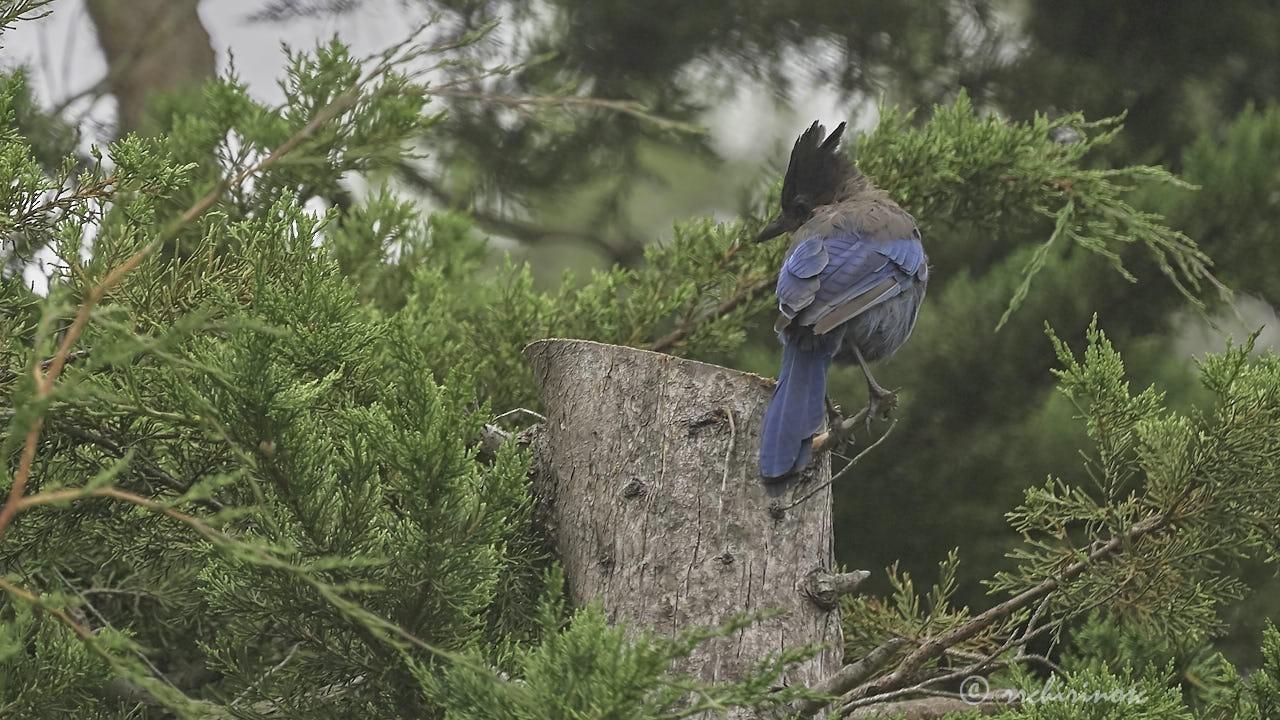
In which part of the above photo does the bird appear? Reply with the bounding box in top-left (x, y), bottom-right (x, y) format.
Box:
top-left (756, 120), bottom-right (928, 486)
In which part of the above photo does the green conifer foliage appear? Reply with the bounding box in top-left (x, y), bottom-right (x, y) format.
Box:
top-left (1, 4), bottom-right (1278, 718)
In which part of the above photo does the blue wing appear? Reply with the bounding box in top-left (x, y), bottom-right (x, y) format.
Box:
top-left (776, 233), bottom-right (925, 335)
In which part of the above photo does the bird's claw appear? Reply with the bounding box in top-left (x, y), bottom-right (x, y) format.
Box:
top-left (876, 390), bottom-right (899, 419)
top-left (864, 389), bottom-right (899, 429)
top-left (825, 396), bottom-right (844, 427)
top-left (816, 389), bottom-right (899, 454)
top-left (811, 400), bottom-right (856, 457)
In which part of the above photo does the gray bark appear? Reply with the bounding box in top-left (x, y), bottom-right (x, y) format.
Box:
top-left (524, 338), bottom-right (844, 701)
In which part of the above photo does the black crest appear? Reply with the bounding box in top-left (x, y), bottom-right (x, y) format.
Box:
top-left (781, 121), bottom-right (849, 217)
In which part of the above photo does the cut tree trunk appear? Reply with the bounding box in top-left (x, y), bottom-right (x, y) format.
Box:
top-left (525, 338), bottom-right (844, 701)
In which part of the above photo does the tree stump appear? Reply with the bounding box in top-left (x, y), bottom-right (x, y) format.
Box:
top-left (525, 339), bottom-right (844, 697)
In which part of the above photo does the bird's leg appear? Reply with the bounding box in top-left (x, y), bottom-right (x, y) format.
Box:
top-left (852, 344), bottom-right (898, 422)
top-left (813, 394), bottom-right (861, 455)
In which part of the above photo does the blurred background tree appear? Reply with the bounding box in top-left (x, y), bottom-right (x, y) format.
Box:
top-left (3, 0), bottom-right (1280, 712)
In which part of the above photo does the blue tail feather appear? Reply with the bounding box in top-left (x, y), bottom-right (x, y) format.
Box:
top-left (759, 338), bottom-right (836, 483)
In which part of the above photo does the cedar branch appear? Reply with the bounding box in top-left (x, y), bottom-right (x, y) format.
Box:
top-left (839, 513), bottom-right (1168, 710)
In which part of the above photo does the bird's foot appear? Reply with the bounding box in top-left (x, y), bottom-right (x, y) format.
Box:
top-left (864, 389), bottom-right (899, 428)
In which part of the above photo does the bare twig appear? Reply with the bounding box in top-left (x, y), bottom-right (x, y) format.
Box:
top-left (48, 419), bottom-right (222, 507)
top-left (0, 350), bottom-right (89, 384)
top-left (844, 647), bottom-right (1009, 713)
top-left (880, 578), bottom-right (1124, 715)
top-left (0, 575), bottom-right (95, 644)
top-left (13, 486), bottom-right (452, 656)
top-left (1018, 593), bottom-right (1054, 648)
top-left (946, 647), bottom-right (1065, 676)
top-left (492, 407), bottom-right (545, 423)
top-left (839, 544), bottom-right (1152, 715)
top-left (784, 419), bottom-right (896, 511)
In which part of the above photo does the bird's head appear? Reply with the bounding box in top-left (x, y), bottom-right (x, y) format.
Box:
top-left (757, 120), bottom-right (851, 242)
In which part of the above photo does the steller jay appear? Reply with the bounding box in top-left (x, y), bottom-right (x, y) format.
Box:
top-left (757, 121), bottom-right (928, 485)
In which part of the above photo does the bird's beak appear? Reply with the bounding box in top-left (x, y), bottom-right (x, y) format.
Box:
top-left (756, 215), bottom-right (788, 242)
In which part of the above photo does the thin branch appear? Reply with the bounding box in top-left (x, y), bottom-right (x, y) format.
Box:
top-left (642, 237), bottom-right (761, 347)
top-left (838, 539), bottom-right (1153, 715)
top-left (843, 645), bottom-right (1011, 713)
top-left (946, 647), bottom-right (1065, 676)
top-left (13, 486), bottom-right (451, 656)
top-left (51, 567), bottom-right (180, 691)
top-left (793, 638), bottom-right (905, 718)
top-left (784, 419), bottom-right (896, 511)
top-left (232, 642), bottom-right (302, 707)
top-left (431, 88), bottom-right (704, 134)
top-left (649, 275), bottom-right (772, 352)
top-left (0, 485), bottom-right (474, 709)
top-left (48, 76), bottom-right (109, 119)
top-left (0, 576), bottom-right (95, 641)
top-left (1018, 593), bottom-right (1054, 648)
top-left (49, 419), bottom-right (219, 506)
top-left (491, 407), bottom-right (545, 423)
top-left (848, 696), bottom-right (1010, 719)
top-left (842, 600), bottom-right (1083, 718)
